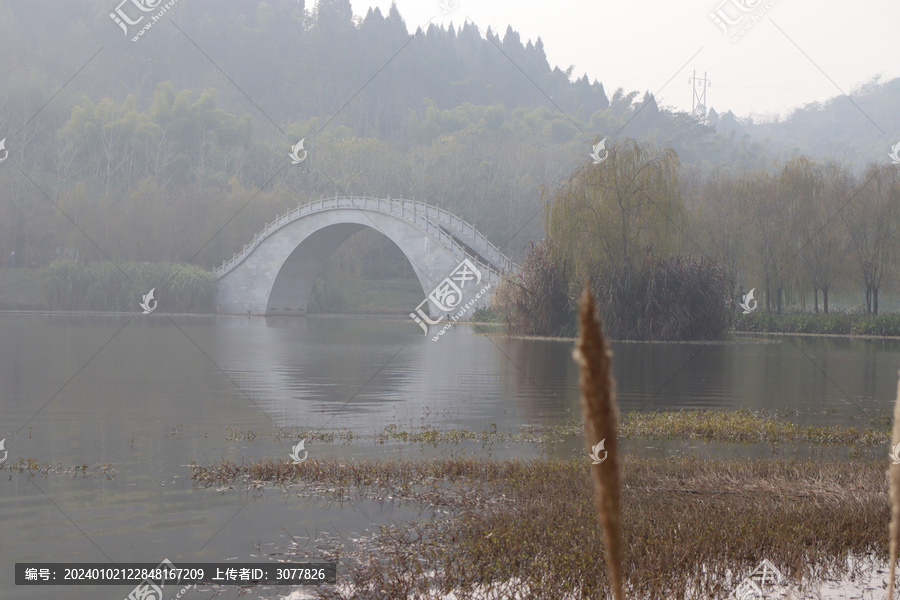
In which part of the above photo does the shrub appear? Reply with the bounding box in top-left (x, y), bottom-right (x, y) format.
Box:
top-left (307, 278), bottom-right (348, 314)
top-left (594, 255), bottom-right (733, 341)
top-left (501, 240), bottom-right (574, 336)
top-left (43, 259), bottom-right (214, 312)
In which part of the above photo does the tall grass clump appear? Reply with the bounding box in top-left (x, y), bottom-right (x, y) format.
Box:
top-left (43, 259), bottom-right (214, 312)
top-left (574, 283), bottom-right (624, 600)
top-left (595, 255), bottom-right (732, 341)
top-left (307, 278), bottom-right (348, 314)
top-left (501, 240), bottom-right (574, 337)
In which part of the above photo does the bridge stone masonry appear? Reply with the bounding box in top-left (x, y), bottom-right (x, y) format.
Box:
top-left (213, 195), bottom-right (520, 318)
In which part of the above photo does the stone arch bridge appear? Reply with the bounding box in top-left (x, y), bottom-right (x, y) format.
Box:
top-left (214, 196), bottom-right (519, 317)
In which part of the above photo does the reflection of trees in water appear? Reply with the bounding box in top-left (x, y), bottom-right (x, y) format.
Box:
top-left (215, 318), bottom-right (899, 432)
top-left (507, 336), bottom-right (578, 424)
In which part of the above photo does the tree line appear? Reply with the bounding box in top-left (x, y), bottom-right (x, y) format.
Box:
top-left (502, 139), bottom-right (900, 339)
top-left (1, 0), bottom-right (898, 292)
top-left (0, 77), bottom-right (742, 274)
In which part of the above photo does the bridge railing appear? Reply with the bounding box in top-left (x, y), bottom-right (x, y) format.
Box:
top-left (413, 201), bottom-right (512, 274)
top-left (214, 195), bottom-right (518, 281)
top-left (356, 196), bottom-right (506, 285)
top-left (310, 196), bottom-right (513, 273)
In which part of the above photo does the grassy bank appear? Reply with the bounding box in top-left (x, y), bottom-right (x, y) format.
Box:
top-left (307, 277), bottom-right (424, 314)
top-left (733, 311), bottom-right (900, 337)
top-left (193, 456), bottom-right (889, 599)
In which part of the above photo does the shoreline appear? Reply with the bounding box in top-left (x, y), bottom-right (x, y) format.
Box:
top-left (7, 309), bottom-right (900, 342)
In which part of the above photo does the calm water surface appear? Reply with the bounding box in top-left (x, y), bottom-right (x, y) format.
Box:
top-left (2, 313), bottom-right (899, 599)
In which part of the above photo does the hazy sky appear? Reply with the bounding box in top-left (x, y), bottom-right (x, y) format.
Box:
top-left (351, 0), bottom-right (899, 120)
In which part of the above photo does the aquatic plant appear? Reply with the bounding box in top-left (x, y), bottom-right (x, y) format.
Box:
top-left (192, 456), bottom-right (892, 599)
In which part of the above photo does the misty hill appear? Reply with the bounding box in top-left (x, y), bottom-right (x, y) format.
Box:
top-left (729, 76), bottom-right (900, 169)
top-left (2, 0), bottom-right (895, 170)
top-left (0, 0), bottom-right (897, 275)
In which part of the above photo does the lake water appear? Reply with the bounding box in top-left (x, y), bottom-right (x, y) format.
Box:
top-left (2, 313), bottom-right (899, 599)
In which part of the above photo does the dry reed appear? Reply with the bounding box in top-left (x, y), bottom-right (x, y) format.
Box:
top-left (192, 456), bottom-right (891, 599)
top-left (888, 369), bottom-right (900, 598)
top-left (573, 283), bottom-right (624, 600)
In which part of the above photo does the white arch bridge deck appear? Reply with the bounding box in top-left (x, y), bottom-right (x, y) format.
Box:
top-left (213, 195), bottom-right (519, 316)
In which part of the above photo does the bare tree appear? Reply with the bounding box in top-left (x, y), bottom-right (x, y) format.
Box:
top-left (840, 165), bottom-right (900, 315)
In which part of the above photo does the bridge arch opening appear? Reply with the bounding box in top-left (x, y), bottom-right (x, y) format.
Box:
top-left (266, 223), bottom-right (426, 315)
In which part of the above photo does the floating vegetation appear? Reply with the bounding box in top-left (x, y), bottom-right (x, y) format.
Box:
top-left (2, 458), bottom-right (116, 479)
top-left (618, 409), bottom-right (889, 446)
top-left (224, 427), bottom-right (356, 444)
top-left (374, 423), bottom-right (511, 446)
top-left (208, 409), bottom-right (891, 452)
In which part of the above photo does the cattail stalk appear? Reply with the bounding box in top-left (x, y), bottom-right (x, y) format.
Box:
top-left (574, 283), bottom-right (624, 600)
top-left (889, 369), bottom-right (900, 599)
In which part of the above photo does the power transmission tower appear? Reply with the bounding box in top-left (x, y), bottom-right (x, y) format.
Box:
top-left (688, 70), bottom-right (711, 118)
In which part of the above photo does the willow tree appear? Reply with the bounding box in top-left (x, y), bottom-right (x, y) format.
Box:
top-left (691, 170), bottom-right (751, 289)
top-left (796, 161), bottom-right (849, 313)
top-left (768, 156), bottom-right (823, 313)
top-left (544, 138), bottom-right (684, 289)
top-left (841, 164), bottom-right (900, 314)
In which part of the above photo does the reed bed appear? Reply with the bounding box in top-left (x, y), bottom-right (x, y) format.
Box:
top-left (618, 409), bottom-right (888, 446)
top-left (43, 259), bottom-right (214, 312)
top-left (1, 458), bottom-right (116, 479)
top-left (191, 456), bottom-right (889, 599)
top-left (205, 410), bottom-right (891, 451)
top-left (594, 256), bottom-right (733, 341)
